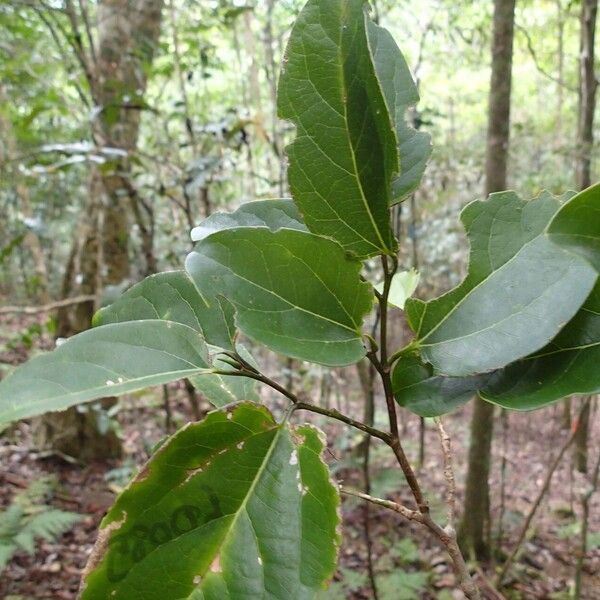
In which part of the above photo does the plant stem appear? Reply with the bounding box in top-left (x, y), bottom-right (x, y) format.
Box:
top-left (213, 369), bottom-right (298, 404)
top-left (435, 416), bottom-right (456, 529)
top-left (371, 255), bottom-right (480, 600)
top-left (386, 340), bottom-right (418, 367)
top-left (374, 256), bottom-right (427, 512)
top-left (294, 402), bottom-right (390, 444)
top-left (0, 294), bottom-right (96, 315)
top-left (340, 487), bottom-right (422, 522)
top-left (218, 259), bottom-right (481, 598)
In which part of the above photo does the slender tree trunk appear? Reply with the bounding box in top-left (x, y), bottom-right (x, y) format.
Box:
top-left (571, 0), bottom-right (597, 472)
top-left (555, 0), bottom-right (565, 143)
top-left (356, 358), bottom-right (379, 599)
top-left (574, 397), bottom-right (593, 473)
top-left (575, 0), bottom-right (598, 190)
top-left (37, 0), bottom-right (164, 461)
top-left (458, 0), bottom-right (516, 562)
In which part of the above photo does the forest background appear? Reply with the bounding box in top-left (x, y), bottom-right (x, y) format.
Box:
top-left (0, 1), bottom-right (598, 599)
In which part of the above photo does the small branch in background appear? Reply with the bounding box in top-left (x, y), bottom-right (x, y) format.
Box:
top-left (162, 384), bottom-right (172, 433)
top-left (340, 487), bottom-right (424, 523)
top-left (77, 0), bottom-right (97, 66)
top-left (413, 20), bottom-right (435, 86)
top-left (38, 0), bottom-right (96, 94)
top-left (574, 396), bottom-right (592, 473)
top-left (356, 358), bottom-right (379, 600)
top-left (183, 379), bottom-right (201, 421)
top-left (29, 4), bottom-right (91, 107)
top-left (64, 0), bottom-right (92, 75)
top-left (0, 295), bottom-right (95, 316)
top-left (362, 435), bottom-right (379, 600)
top-left (515, 22), bottom-right (577, 92)
top-left (496, 400), bottom-right (589, 587)
top-left (434, 416), bottom-right (456, 529)
top-left (418, 416), bottom-right (426, 468)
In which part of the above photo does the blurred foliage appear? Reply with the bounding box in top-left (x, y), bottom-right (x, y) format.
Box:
top-left (0, 476), bottom-right (82, 572)
top-left (0, 0), bottom-right (597, 304)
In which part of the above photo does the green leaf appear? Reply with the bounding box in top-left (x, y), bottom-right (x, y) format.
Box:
top-left (191, 199), bottom-right (306, 242)
top-left (407, 191), bottom-right (597, 376)
top-left (94, 270), bottom-right (235, 350)
top-left (547, 182), bottom-right (600, 272)
top-left (0, 321), bottom-right (211, 422)
top-left (375, 269), bottom-right (420, 309)
top-left (366, 20), bottom-right (432, 202)
top-left (191, 346), bottom-right (259, 407)
top-left (480, 280), bottom-right (600, 410)
top-left (392, 354), bottom-right (487, 417)
top-left (278, 0), bottom-right (398, 258)
top-left (80, 403), bottom-right (340, 600)
top-left (186, 228), bottom-right (373, 366)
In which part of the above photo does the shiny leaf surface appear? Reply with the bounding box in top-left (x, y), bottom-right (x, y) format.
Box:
top-left (278, 0), bottom-right (398, 258)
top-left (366, 19), bottom-right (431, 202)
top-left (186, 228), bottom-right (373, 366)
top-left (392, 354), bottom-right (488, 417)
top-left (191, 199), bottom-right (306, 242)
top-left (480, 280), bottom-right (600, 410)
top-left (0, 321), bottom-right (211, 422)
top-left (407, 191), bottom-right (597, 376)
top-left (547, 182), bottom-right (600, 272)
top-left (94, 270), bottom-right (235, 350)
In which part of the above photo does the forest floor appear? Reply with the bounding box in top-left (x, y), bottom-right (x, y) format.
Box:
top-left (0, 314), bottom-right (599, 600)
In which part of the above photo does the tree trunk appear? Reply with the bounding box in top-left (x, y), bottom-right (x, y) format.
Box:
top-left (575, 0), bottom-right (598, 190)
top-left (37, 0), bottom-right (164, 461)
top-left (555, 0), bottom-right (565, 143)
top-left (570, 0), bottom-right (597, 473)
top-left (458, 0), bottom-right (516, 562)
top-left (574, 397), bottom-right (593, 473)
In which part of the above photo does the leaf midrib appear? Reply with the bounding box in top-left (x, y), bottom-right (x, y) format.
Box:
top-left (419, 228), bottom-right (568, 346)
top-left (420, 266), bottom-right (572, 349)
top-left (187, 425), bottom-right (287, 598)
top-left (1, 367), bottom-right (211, 421)
top-left (198, 239), bottom-right (363, 334)
top-left (338, 1), bottom-right (390, 253)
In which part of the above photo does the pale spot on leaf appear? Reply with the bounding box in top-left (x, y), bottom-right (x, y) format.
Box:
top-left (210, 554), bottom-right (221, 573)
